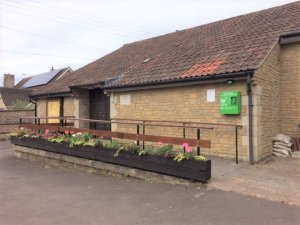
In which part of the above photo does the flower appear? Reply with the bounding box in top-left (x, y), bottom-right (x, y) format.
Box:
top-left (64, 130), bottom-right (69, 135)
top-left (181, 143), bottom-right (189, 148)
top-left (45, 129), bottom-right (49, 135)
top-left (186, 146), bottom-right (193, 153)
top-left (76, 132), bottom-right (82, 136)
top-left (157, 141), bottom-right (163, 145)
top-left (69, 131), bottom-right (75, 135)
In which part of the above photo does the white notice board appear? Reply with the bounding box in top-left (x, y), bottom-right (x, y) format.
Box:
top-left (207, 89), bottom-right (215, 102)
top-left (120, 95), bottom-right (131, 105)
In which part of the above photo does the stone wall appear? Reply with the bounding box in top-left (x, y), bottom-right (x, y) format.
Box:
top-left (0, 109), bottom-right (35, 137)
top-left (0, 96), bottom-right (6, 109)
top-left (252, 43), bottom-right (281, 161)
top-left (64, 97), bottom-right (75, 117)
top-left (37, 99), bottom-right (47, 123)
top-left (111, 82), bottom-right (248, 160)
top-left (73, 89), bottom-right (90, 128)
top-left (280, 42), bottom-right (300, 136)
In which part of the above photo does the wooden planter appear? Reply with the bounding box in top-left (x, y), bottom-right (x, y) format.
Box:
top-left (11, 137), bottom-right (211, 182)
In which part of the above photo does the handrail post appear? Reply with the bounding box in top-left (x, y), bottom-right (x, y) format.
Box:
top-left (197, 128), bottom-right (200, 156)
top-left (38, 118), bottom-right (40, 125)
top-left (183, 123), bottom-right (186, 153)
top-left (19, 118), bottom-right (22, 128)
top-left (235, 126), bottom-right (238, 164)
top-left (137, 124), bottom-right (140, 146)
top-left (142, 121), bottom-right (145, 150)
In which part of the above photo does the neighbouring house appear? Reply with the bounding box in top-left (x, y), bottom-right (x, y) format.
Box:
top-left (15, 67), bottom-right (73, 92)
top-left (16, 67), bottom-right (73, 119)
top-left (0, 68), bottom-right (72, 138)
top-left (30, 2), bottom-right (300, 163)
top-left (0, 67), bottom-right (72, 110)
top-left (0, 74), bottom-right (31, 110)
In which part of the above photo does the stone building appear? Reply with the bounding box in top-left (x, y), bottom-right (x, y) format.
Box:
top-left (30, 2), bottom-right (300, 163)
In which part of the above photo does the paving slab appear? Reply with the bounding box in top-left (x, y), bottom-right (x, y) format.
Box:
top-left (210, 156), bottom-right (300, 205)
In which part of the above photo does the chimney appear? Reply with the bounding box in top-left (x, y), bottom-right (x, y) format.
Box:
top-left (3, 73), bottom-right (15, 88)
top-left (50, 67), bottom-right (54, 71)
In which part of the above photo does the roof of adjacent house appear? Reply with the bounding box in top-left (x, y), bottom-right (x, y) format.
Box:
top-left (16, 67), bottom-right (72, 89)
top-left (14, 77), bottom-right (31, 89)
top-left (31, 1), bottom-right (300, 96)
top-left (0, 87), bottom-right (31, 107)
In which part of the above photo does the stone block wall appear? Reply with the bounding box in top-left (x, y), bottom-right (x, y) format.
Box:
top-left (37, 99), bottom-right (47, 123)
top-left (111, 82), bottom-right (248, 160)
top-left (252, 43), bottom-right (281, 161)
top-left (0, 96), bottom-right (6, 109)
top-left (64, 97), bottom-right (75, 117)
top-left (73, 89), bottom-right (90, 128)
top-left (280, 42), bottom-right (300, 136)
top-left (0, 109), bottom-right (35, 136)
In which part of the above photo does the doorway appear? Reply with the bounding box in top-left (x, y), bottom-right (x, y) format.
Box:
top-left (89, 88), bottom-right (110, 130)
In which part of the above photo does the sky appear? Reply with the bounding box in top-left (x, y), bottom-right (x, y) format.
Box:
top-left (0, 0), bottom-right (296, 86)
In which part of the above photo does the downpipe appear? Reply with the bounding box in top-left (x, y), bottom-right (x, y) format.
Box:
top-left (29, 99), bottom-right (37, 124)
top-left (247, 73), bottom-right (254, 165)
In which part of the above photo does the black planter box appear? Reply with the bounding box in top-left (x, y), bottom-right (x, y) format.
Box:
top-left (11, 137), bottom-right (211, 182)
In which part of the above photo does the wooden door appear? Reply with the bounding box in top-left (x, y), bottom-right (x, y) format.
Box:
top-left (47, 99), bottom-right (60, 123)
top-left (89, 88), bottom-right (110, 130)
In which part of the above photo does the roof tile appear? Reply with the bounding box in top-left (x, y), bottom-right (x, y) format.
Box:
top-left (32, 1), bottom-right (300, 96)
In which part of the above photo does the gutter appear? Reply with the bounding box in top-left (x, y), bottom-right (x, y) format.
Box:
top-left (29, 91), bottom-right (73, 99)
top-left (104, 70), bottom-right (254, 93)
top-left (280, 31), bottom-right (300, 38)
top-left (280, 31), bottom-right (300, 45)
top-left (247, 72), bottom-right (254, 165)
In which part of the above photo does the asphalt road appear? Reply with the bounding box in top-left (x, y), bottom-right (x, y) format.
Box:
top-left (0, 141), bottom-right (299, 225)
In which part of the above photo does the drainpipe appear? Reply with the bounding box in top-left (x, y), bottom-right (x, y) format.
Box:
top-left (30, 99), bottom-right (37, 124)
top-left (247, 73), bottom-right (254, 165)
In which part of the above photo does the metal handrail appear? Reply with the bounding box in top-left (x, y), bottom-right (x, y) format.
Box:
top-left (21, 116), bottom-right (213, 130)
top-left (21, 116), bottom-right (75, 120)
top-left (19, 116), bottom-right (241, 164)
top-left (111, 117), bottom-right (242, 128)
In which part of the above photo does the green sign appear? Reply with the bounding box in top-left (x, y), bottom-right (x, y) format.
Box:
top-left (219, 91), bottom-right (241, 115)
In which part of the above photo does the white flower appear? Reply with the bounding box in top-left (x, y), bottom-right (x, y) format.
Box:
top-left (76, 132), bottom-right (82, 136)
top-left (72, 134), bottom-right (76, 137)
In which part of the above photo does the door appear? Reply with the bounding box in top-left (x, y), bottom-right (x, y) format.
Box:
top-left (89, 88), bottom-right (110, 130)
top-left (47, 99), bottom-right (60, 123)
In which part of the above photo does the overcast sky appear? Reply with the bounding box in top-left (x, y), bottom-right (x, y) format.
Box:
top-left (0, 0), bottom-right (296, 86)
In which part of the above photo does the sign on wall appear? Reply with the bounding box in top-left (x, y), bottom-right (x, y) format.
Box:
top-left (207, 89), bottom-right (215, 102)
top-left (120, 94), bottom-right (131, 105)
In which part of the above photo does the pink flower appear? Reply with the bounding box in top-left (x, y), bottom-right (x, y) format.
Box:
top-left (181, 143), bottom-right (189, 148)
top-left (45, 129), bottom-right (49, 135)
top-left (69, 131), bottom-right (75, 135)
top-left (64, 130), bottom-right (69, 135)
top-left (186, 146), bottom-right (193, 153)
top-left (157, 141), bottom-right (163, 145)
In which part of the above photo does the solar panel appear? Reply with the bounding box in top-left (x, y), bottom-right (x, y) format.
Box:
top-left (22, 68), bottom-right (62, 88)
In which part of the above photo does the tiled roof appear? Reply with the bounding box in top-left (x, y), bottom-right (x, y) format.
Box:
top-left (0, 87), bottom-right (31, 107)
top-left (31, 1), bottom-right (300, 96)
top-left (15, 77), bottom-right (31, 89)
